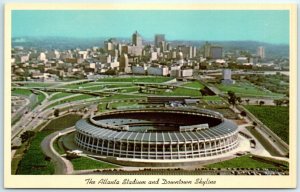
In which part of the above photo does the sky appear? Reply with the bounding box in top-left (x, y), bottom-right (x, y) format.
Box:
top-left (12, 10), bottom-right (289, 44)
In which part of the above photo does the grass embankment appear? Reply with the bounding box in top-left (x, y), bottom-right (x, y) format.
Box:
top-left (215, 81), bottom-right (283, 98)
top-left (205, 155), bottom-right (286, 169)
top-left (16, 131), bottom-right (55, 175)
top-left (49, 92), bottom-right (74, 101)
top-left (71, 157), bottom-right (118, 170)
top-left (244, 105), bottom-right (289, 144)
top-left (182, 81), bottom-right (205, 89)
top-left (12, 88), bottom-right (32, 96)
top-left (31, 92), bottom-right (46, 109)
top-left (161, 87), bottom-right (201, 97)
top-left (15, 114), bottom-right (81, 175)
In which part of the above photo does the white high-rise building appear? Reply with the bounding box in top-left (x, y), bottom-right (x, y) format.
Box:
top-left (221, 69), bottom-right (235, 85)
top-left (257, 46), bottom-right (265, 59)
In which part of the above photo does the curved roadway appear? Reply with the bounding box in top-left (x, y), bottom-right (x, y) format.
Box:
top-left (40, 127), bottom-right (75, 175)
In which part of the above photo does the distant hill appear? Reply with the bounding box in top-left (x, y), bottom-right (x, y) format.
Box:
top-left (12, 37), bottom-right (288, 58)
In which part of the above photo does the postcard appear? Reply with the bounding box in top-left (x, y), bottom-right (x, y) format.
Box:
top-left (4, 3), bottom-right (297, 188)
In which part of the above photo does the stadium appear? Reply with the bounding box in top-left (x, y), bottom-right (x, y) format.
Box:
top-left (74, 108), bottom-right (239, 165)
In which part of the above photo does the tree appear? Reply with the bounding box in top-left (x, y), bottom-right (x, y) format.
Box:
top-left (227, 91), bottom-right (237, 106)
top-left (54, 109), bottom-right (60, 117)
top-left (240, 111), bottom-right (247, 117)
top-left (273, 99), bottom-right (283, 106)
top-left (259, 101), bottom-right (265, 106)
top-left (245, 99), bottom-right (250, 105)
top-left (283, 99), bottom-right (289, 106)
top-left (237, 97), bottom-right (243, 104)
top-left (20, 131), bottom-right (35, 143)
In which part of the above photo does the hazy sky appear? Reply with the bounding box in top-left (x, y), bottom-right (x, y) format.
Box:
top-left (12, 10), bottom-right (289, 44)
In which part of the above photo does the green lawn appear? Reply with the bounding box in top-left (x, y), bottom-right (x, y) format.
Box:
top-left (52, 137), bottom-right (66, 155)
top-left (118, 87), bottom-right (140, 93)
top-left (111, 102), bottom-right (143, 109)
top-left (49, 92), bottom-right (74, 101)
top-left (12, 88), bottom-right (32, 96)
top-left (161, 87), bottom-right (201, 97)
top-left (16, 131), bottom-right (55, 175)
top-left (105, 84), bottom-right (134, 88)
top-left (244, 105), bottom-right (289, 144)
top-left (71, 157), bottom-right (119, 170)
top-left (42, 114), bottom-right (82, 132)
top-left (97, 103), bottom-right (108, 112)
top-left (81, 86), bottom-right (104, 91)
top-left (206, 155), bottom-right (278, 169)
top-left (182, 81), bottom-right (205, 89)
top-left (215, 81), bottom-right (284, 98)
top-left (97, 76), bottom-right (173, 83)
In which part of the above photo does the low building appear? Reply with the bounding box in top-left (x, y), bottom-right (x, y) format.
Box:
top-left (147, 66), bottom-right (169, 76)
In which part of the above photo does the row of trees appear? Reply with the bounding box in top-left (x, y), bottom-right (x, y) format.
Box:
top-left (227, 91), bottom-right (288, 106)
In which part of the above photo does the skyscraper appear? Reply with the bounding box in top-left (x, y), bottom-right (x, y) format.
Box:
top-left (257, 46), bottom-right (265, 59)
top-left (155, 34), bottom-right (165, 47)
top-left (132, 31), bottom-right (143, 47)
top-left (210, 46), bottom-right (223, 59)
top-left (120, 53), bottom-right (129, 72)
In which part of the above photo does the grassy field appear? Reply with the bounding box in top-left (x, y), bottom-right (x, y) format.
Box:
top-left (12, 88), bottom-right (32, 96)
top-left (118, 87), bottom-right (140, 93)
top-left (97, 76), bottom-right (173, 83)
top-left (71, 157), bottom-right (119, 170)
top-left (205, 155), bottom-right (279, 169)
top-left (215, 81), bottom-right (284, 98)
top-left (49, 92), bottom-right (74, 101)
top-left (182, 81), bottom-right (205, 89)
top-left (11, 141), bottom-right (31, 174)
top-left (42, 114), bottom-right (82, 132)
top-left (161, 87), bottom-right (201, 97)
top-left (111, 102), bottom-right (143, 109)
top-left (52, 137), bottom-right (65, 155)
top-left (16, 114), bottom-right (82, 175)
top-left (244, 105), bottom-right (289, 144)
top-left (16, 131), bottom-right (55, 175)
top-left (104, 84), bottom-right (133, 88)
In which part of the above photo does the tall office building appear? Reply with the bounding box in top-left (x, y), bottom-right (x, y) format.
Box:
top-left (210, 46), bottom-right (223, 59)
top-left (155, 34), bottom-right (165, 47)
top-left (204, 42), bottom-right (211, 58)
top-left (120, 53), bottom-right (129, 72)
top-left (132, 31), bottom-right (143, 47)
top-left (257, 46), bottom-right (265, 59)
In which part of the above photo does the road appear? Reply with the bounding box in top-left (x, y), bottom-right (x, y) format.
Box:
top-left (40, 127), bottom-right (75, 174)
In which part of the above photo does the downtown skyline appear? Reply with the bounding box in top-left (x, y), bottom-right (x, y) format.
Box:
top-left (12, 10), bottom-right (289, 44)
